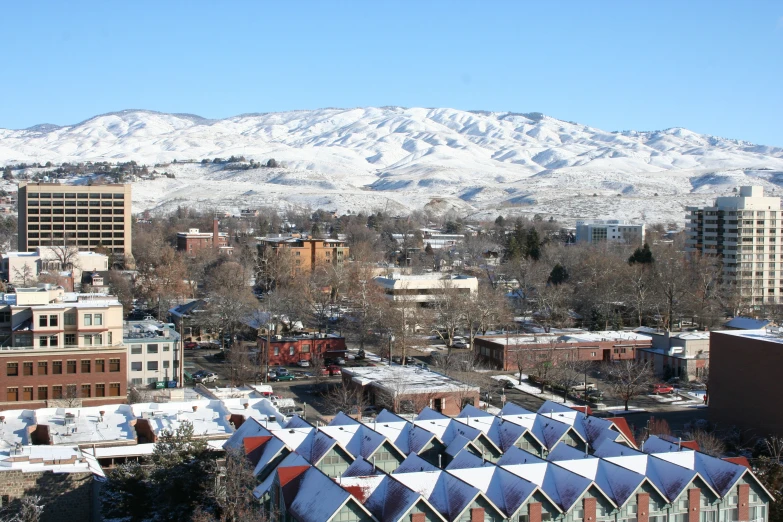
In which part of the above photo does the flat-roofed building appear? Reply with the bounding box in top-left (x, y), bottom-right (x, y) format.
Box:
top-left (575, 219), bottom-right (645, 244)
top-left (176, 218), bottom-right (231, 255)
top-left (1, 247), bottom-right (109, 288)
top-left (124, 320), bottom-right (182, 389)
top-left (373, 273), bottom-right (478, 305)
top-left (17, 182), bottom-right (132, 264)
top-left (257, 235), bottom-right (348, 277)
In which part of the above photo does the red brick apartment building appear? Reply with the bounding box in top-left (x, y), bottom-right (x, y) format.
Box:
top-left (710, 329), bottom-right (783, 436)
top-left (176, 218), bottom-right (231, 255)
top-left (474, 331), bottom-right (652, 371)
top-left (258, 333), bottom-right (347, 366)
top-left (0, 286), bottom-right (127, 410)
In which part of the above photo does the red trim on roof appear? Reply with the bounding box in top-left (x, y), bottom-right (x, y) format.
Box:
top-left (342, 484), bottom-right (370, 503)
top-left (243, 435), bottom-right (272, 455)
top-left (724, 456), bottom-right (751, 469)
top-left (277, 465), bottom-right (311, 487)
top-left (607, 417), bottom-right (637, 447)
top-left (680, 440), bottom-right (700, 451)
top-left (570, 406), bottom-right (593, 415)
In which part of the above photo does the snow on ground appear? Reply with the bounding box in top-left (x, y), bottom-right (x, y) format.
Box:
top-left (493, 374), bottom-right (580, 407)
top-left (3, 108), bottom-right (783, 222)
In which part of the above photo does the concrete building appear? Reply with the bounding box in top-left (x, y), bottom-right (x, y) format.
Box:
top-left (373, 273), bottom-right (478, 305)
top-left (341, 365), bottom-right (480, 415)
top-left (575, 220), bottom-right (645, 244)
top-left (634, 328), bottom-right (710, 380)
top-left (176, 218), bottom-right (232, 255)
top-left (258, 332), bottom-right (347, 366)
top-left (257, 235), bottom-right (348, 276)
top-left (710, 329), bottom-right (783, 436)
top-left (2, 247), bottom-right (109, 288)
top-left (17, 182), bottom-right (133, 262)
top-left (0, 286), bottom-right (126, 410)
top-left (124, 320), bottom-right (182, 388)
top-left (686, 186), bottom-right (782, 306)
top-left (474, 331), bottom-right (652, 371)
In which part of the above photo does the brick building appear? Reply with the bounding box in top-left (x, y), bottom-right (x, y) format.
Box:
top-left (710, 329), bottom-right (783, 436)
top-left (634, 328), bottom-right (710, 381)
top-left (0, 286), bottom-right (127, 410)
top-left (257, 235), bottom-right (348, 276)
top-left (341, 365), bottom-right (479, 416)
top-left (258, 333), bottom-right (347, 366)
top-left (176, 218), bottom-right (232, 255)
top-left (0, 445), bottom-right (104, 522)
top-left (474, 331), bottom-right (652, 371)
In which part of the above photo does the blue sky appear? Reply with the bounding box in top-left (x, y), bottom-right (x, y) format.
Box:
top-left (2, 1), bottom-right (782, 145)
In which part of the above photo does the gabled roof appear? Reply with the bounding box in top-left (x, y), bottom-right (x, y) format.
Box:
top-left (223, 416), bottom-right (272, 451)
top-left (341, 474), bottom-right (445, 522)
top-left (646, 445), bottom-right (746, 497)
top-left (367, 410), bottom-right (437, 455)
top-left (281, 466), bottom-right (362, 522)
top-left (391, 470), bottom-right (489, 521)
top-left (394, 453), bottom-right (440, 474)
top-left (321, 415), bottom-right (399, 461)
top-left (254, 452), bottom-right (311, 498)
top-left (343, 456), bottom-right (386, 478)
top-left (447, 461), bottom-right (539, 518)
top-left (606, 417), bottom-right (637, 447)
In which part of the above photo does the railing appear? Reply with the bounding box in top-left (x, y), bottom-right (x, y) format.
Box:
top-left (0, 343), bottom-right (124, 352)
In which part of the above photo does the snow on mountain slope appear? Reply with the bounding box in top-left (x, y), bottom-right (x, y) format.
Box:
top-left (2, 107), bottom-right (783, 224)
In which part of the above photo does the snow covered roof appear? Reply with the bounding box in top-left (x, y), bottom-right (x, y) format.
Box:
top-left (724, 317), bottom-right (771, 330)
top-left (447, 460), bottom-right (539, 518)
top-left (340, 474), bottom-right (434, 522)
top-left (342, 365), bottom-right (480, 395)
top-left (390, 470), bottom-right (486, 521)
top-left (321, 413), bottom-right (394, 460)
top-left (222, 397), bottom-right (287, 428)
top-left (130, 400), bottom-right (233, 439)
top-left (0, 445), bottom-right (104, 478)
top-left (364, 409), bottom-right (436, 455)
top-left (0, 409), bottom-right (36, 449)
top-left (481, 330), bottom-right (652, 346)
top-left (35, 404), bottom-right (137, 446)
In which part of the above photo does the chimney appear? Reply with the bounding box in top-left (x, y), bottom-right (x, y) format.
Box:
top-left (192, 405), bottom-right (198, 412)
top-left (243, 403), bottom-right (249, 409)
top-left (213, 218), bottom-right (219, 248)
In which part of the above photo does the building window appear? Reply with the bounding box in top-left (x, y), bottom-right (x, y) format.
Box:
top-left (81, 360), bottom-right (91, 373)
top-left (81, 384), bottom-right (91, 398)
top-left (95, 383), bottom-right (105, 397)
top-left (67, 360), bottom-right (77, 374)
top-left (131, 344), bottom-right (142, 354)
top-left (163, 360), bottom-right (170, 369)
top-left (95, 359), bottom-right (105, 372)
top-left (94, 314), bottom-right (102, 326)
top-left (130, 378), bottom-right (142, 386)
top-left (108, 332), bottom-right (112, 345)
top-left (302, 344), bottom-right (310, 353)
top-left (131, 362), bottom-right (142, 372)
top-left (52, 385), bottom-right (62, 399)
top-left (64, 313), bottom-right (76, 326)
top-left (109, 359), bottom-right (120, 372)
top-left (22, 387), bottom-right (33, 401)
top-left (7, 388), bottom-right (18, 401)
top-left (49, 315), bottom-right (58, 327)
top-left (289, 346), bottom-right (295, 356)
top-left (94, 334), bottom-right (102, 345)
top-left (163, 344), bottom-right (170, 352)
top-left (6, 363), bottom-right (17, 377)
top-left (274, 346), bottom-right (279, 356)
top-left (37, 386), bottom-right (48, 400)
top-left (83, 335), bottom-right (92, 346)
top-left (65, 334), bottom-right (76, 346)
top-left (39, 315), bottom-right (48, 327)
top-left (37, 362), bottom-right (47, 375)
top-left (148, 361), bottom-right (158, 371)
top-left (39, 337), bottom-right (48, 347)
top-left (147, 344), bottom-right (159, 354)
top-left (50, 335), bottom-right (58, 347)
top-left (83, 314), bottom-right (92, 326)
top-left (52, 361), bottom-right (62, 374)
top-left (23, 362), bottom-right (33, 376)
top-left (109, 383), bottom-right (120, 396)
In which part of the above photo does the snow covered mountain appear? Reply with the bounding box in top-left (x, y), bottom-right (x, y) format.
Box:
top-left (2, 107), bottom-right (783, 224)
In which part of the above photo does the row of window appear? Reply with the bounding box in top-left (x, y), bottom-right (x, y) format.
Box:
top-left (28, 192), bottom-right (124, 199)
top-left (39, 312), bottom-right (104, 327)
top-left (36, 333), bottom-right (110, 347)
top-left (6, 359), bottom-right (121, 376)
top-left (271, 344), bottom-right (322, 356)
top-left (6, 383), bottom-right (121, 401)
top-left (28, 224), bottom-right (124, 231)
top-left (131, 360), bottom-right (176, 371)
top-left (27, 215), bottom-right (124, 222)
top-left (130, 344), bottom-right (170, 354)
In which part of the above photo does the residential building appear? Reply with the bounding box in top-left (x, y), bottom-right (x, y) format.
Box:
top-left (258, 332), bottom-right (347, 366)
top-left (124, 320), bottom-right (182, 388)
top-left (474, 331), bottom-right (652, 371)
top-left (0, 445), bottom-right (105, 522)
top-left (391, 229), bottom-right (466, 250)
top-left (340, 365), bottom-right (480, 415)
top-left (686, 185), bottom-right (782, 305)
top-left (17, 181), bottom-right (133, 262)
top-left (575, 220), bottom-right (645, 244)
top-left (2, 247), bottom-right (109, 288)
top-left (234, 400), bottom-right (772, 522)
top-left (710, 329), bottom-right (783, 436)
top-left (0, 286), bottom-right (126, 410)
top-left (373, 273), bottom-right (478, 305)
top-left (634, 328), bottom-right (710, 380)
top-left (257, 235), bottom-right (348, 276)
top-left (176, 218), bottom-right (232, 255)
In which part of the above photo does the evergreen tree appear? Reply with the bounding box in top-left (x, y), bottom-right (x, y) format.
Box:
top-left (494, 215), bottom-right (505, 227)
top-left (628, 243), bottom-right (654, 264)
top-left (525, 228), bottom-right (541, 261)
top-left (548, 263), bottom-right (569, 285)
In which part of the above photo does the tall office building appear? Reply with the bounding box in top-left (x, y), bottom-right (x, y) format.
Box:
top-left (686, 185), bottom-right (781, 305)
top-left (575, 220), bottom-right (645, 244)
top-left (17, 182), bottom-right (132, 263)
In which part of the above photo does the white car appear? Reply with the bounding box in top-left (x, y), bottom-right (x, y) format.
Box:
top-left (297, 360), bottom-right (311, 367)
top-left (196, 372), bottom-right (218, 384)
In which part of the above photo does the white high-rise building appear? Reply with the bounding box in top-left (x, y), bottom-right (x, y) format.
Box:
top-left (575, 220), bottom-right (645, 244)
top-left (686, 186), bottom-right (782, 305)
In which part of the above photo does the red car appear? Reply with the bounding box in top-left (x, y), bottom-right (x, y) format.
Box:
top-left (326, 365), bottom-right (342, 376)
top-left (184, 342), bottom-right (198, 350)
top-left (653, 383), bottom-right (674, 394)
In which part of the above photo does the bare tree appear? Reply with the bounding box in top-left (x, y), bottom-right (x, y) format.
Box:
top-left (12, 263), bottom-right (36, 287)
top-left (226, 350), bottom-right (256, 387)
top-left (194, 447), bottom-right (269, 522)
top-left (44, 244), bottom-right (80, 273)
top-left (323, 381), bottom-right (366, 418)
top-left (550, 359), bottom-right (584, 403)
top-left (0, 495), bottom-right (44, 522)
top-left (62, 384), bottom-right (81, 408)
top-left (605, 360), bottom-right (654, 411)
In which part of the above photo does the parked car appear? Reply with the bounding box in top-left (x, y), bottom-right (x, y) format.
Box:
top-left (504, 380), bottom-right (516, 389)
top-left (452, 341), bottom-right (469, 349)
top-left (271, 373), bottom-right (295, 382)
top-left (274, 367), bottom-right (290, 376)
top-left (404, 356), bottom-right (415, 365)
top-left (355, 350), bottom-right (366, 360)
top-left (653, 383), bottom-right (674, 394)
top-left (196, 372), bottom-right (218, 384)
top-left (326, 365), bottom-right (342, 376)
top-left (192, 370), bottom-right (207, 379)
top-left (569, 382), bottom-right (597, 391)
top-left (334, 357), bottom-right (346, 366)
top-left (184, 341), bottom-right (198, 350)
top-left (296, 360), bottom-right (311, 367)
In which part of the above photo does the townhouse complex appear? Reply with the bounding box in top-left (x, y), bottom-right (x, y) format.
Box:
top-left (686, 186), bottom-right (782, 305)
top-left (224, 400), bottom-right (771, 522)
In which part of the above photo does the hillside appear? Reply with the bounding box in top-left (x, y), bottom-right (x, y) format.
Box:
top-left (2, 107), bottom-right (783, 223)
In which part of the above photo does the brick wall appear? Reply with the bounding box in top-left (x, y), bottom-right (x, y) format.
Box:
top-left (688, 488), bottom-right (700, 522)
top-left (470, 507), bottom-right (484, 522)
top-left (583, 497), bottom-right (596, 522)
top-left (738, 484), bottom-right (750, 522)
top-left (637, 492), bottom-right (650, 522)
top-left (0, 469), bottom-right (96, 522)
top-left (259, 336), bottom-right (347, 366)
top-left (529, 502), bottom-right (542, 522)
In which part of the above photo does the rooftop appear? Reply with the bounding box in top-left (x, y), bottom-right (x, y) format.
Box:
top-left (480, 331), bottom-right (652, 346)
top-left (123, 320), bottom-right (180, 342)
top-left (130, 400), bottom-right (234, 439)
top-left (342, 365), bottom-right (480, 395)
top-left (0, 445), bottom-right (104, 477)
top-left (35, 404), bottom-right (137, 446)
